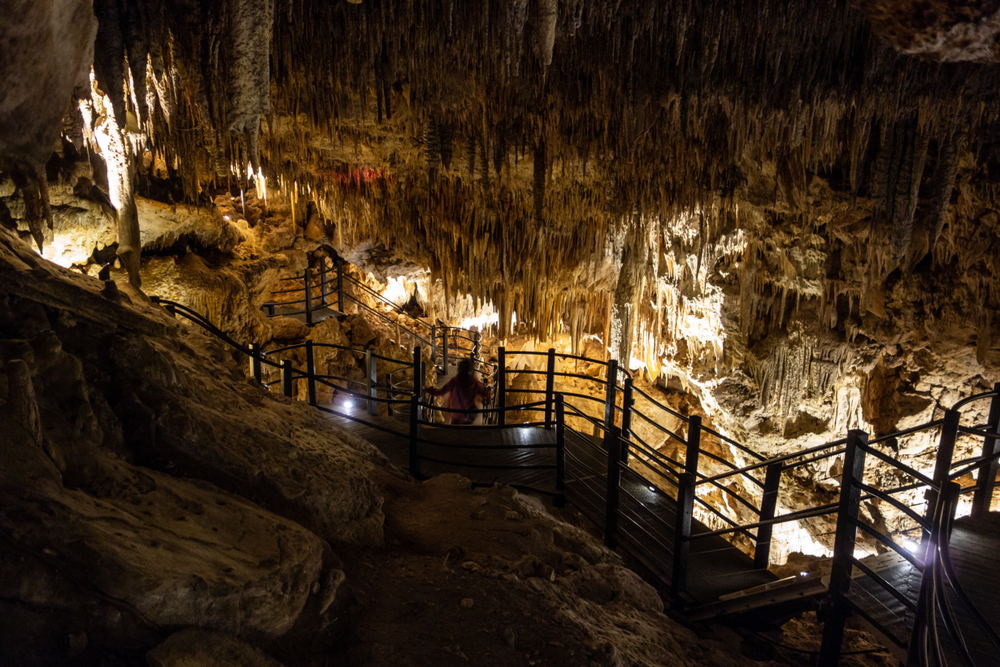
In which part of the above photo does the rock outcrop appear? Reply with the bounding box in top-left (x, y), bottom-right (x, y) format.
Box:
top-left (0, 226), bottom-right (387, 663)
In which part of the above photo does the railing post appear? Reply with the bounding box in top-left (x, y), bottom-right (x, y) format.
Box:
top-left (671, 471), bottom-right (696, 608)
top-left (924, 409), bottom-right (959, 542)
top-left (412, 346), bottom-right (422, 396)
top-left (753, 463), bottom-right (783, 570)
top-left (604, 425), bottom-right (622, 549)
top-left (545, 348), bottom-right (556, 429)
top-left (497, 347), bottom-right (507, 427)
top-left (430, 326), bottom-right (437, 372)
top-left (336, 259), bottom-right (345, 313)
top-left (473, 331), bottom-right (481, 361)
top-left (366, 349), bottom-right (377, 416)
top-left (907, 481), bottom-right (962, 667)
top-left (972, 383), bottom-right (1000, 518)
top-left (281, 359), bottom-right (293, 398)
top-left (305, 341), bottom-right (317, 405)
top-left (555, 393), bottom-right (566, 508)
top-left (419, 361), bottom-right (427, 421)
top-left (409, 393), bottom-right (421, 477)
top-left (672, 414), bottom-right (703, 608)
top-left (685, 415), bottom-right (702, 475)
top-left (604, 359), bottom-right (618, 432)
top-left (442, 328), bottom-right (449, 377)
top-left (818, 428), bottom-right (869, 667)
top-left (621, 379), bottom-right (633, 434)
top-left (304, 267), bottom-right (313, 326)
top-left (319, 258), bottom-right (328, 306)
top-left (266, 303), bottom-right (275, 317)
top-left (621, 378), bottom-right (633, 463)
top-left (250, 343), bottom-right (262, 383)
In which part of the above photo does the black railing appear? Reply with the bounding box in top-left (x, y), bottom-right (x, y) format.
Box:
top-left (153, 296), bottom-right (1000, 666)
top-left (260, 261), bottom-right (494, 385)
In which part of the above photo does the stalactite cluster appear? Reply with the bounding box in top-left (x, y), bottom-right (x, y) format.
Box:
top-left (17, 0), bottom-right (999, 347)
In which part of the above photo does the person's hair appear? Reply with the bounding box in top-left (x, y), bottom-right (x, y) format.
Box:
top-left (457, 358), bottom-right (473, 378)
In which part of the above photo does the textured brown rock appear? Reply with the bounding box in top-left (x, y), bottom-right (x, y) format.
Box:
top-left (0, 0), bottom-right (95, 171)
top-left (859, 0), bottom-right (1000, 62)
top-left (270, 315), bottom-right (310, 341)
top-left (147, 629), bottom-right (285, 667)
top-left (0, 228), bottom-right (387, 548)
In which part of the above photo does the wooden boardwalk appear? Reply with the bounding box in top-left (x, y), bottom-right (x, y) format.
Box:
top-left (324, 410), bottom-right (557, 493)
top-left (690, 520), bottom-right (1000, 665)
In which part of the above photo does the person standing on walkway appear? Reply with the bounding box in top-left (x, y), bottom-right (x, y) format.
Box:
top-left (424, 359), bottom-right (491, 424)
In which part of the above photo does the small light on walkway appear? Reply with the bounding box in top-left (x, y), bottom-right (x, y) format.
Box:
top-left (902, 539), bottom-right (919, 553)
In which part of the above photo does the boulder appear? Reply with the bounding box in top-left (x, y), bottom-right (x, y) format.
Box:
top-left (270, 315), bottom-right (309, 341)
top-left (262, 218), bottom-right (297, 253)
top-left (304, 210), bottom-right (326, 241)
top-left (140, 252), bottom-right (285, 345)
top-left (0, 400), bottom-right (327, 651)
top-left (345, 313), bottom-right (377, 348)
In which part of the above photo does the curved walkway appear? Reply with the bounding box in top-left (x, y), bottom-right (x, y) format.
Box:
top-left (153, 296), bottom-right (1000, 666)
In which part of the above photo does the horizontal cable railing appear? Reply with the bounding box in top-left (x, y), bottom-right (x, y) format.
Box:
top-left (155, 295), bottom-right (1000, 665)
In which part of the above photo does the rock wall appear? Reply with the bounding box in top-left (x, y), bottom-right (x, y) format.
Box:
top-left (0, 225), bottom-right (383, 662)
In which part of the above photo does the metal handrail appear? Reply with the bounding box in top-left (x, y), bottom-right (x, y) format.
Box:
top-left (157, 294), bottom-right (1000, 649)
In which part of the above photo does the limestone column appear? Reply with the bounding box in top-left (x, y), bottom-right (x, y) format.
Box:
top-left (90, 89), bottom-right (141, 289)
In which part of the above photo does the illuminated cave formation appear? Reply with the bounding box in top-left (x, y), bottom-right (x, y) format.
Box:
top-left (2, 1), bottom-right (1000, 665)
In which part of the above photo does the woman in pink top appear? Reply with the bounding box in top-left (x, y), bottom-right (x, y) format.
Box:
top-left (424, 359), bottom-right (491, 424)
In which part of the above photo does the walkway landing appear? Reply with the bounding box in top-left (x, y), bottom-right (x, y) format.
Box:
top-left (324, 410), bottom-right (557, 493)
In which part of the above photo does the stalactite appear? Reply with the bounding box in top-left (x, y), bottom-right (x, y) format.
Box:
top-left (891, 118), bottom-right (928, 265)
top-left (928, 129), bottom-right (961, 245)
top-left (92, 0), bottom-right (127, 127)
top-left (425, 115), bottom-right (441, 184)
top-left (533, 140), bottom-right (546, 226)
top-left (227, 0), bottom-right (275, 173)
top-left (10, 169), bottom-right (52, 253)
top-left (466, 132), bottom-right (477, 178)
top-left (537, 0), bottom-right (557, 70)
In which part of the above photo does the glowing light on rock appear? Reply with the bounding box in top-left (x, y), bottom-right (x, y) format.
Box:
top-left (378, 276), bottom-right (409, 305)
top-left (458, 312), bottom-right (499, 331)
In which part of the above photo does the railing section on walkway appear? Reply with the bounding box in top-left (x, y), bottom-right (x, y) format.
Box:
top-left (152, 297), bottom-right (1000, 667)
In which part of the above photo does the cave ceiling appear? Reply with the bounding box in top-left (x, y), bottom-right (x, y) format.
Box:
top-left (3, 0), bottom-right (1000, 346)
